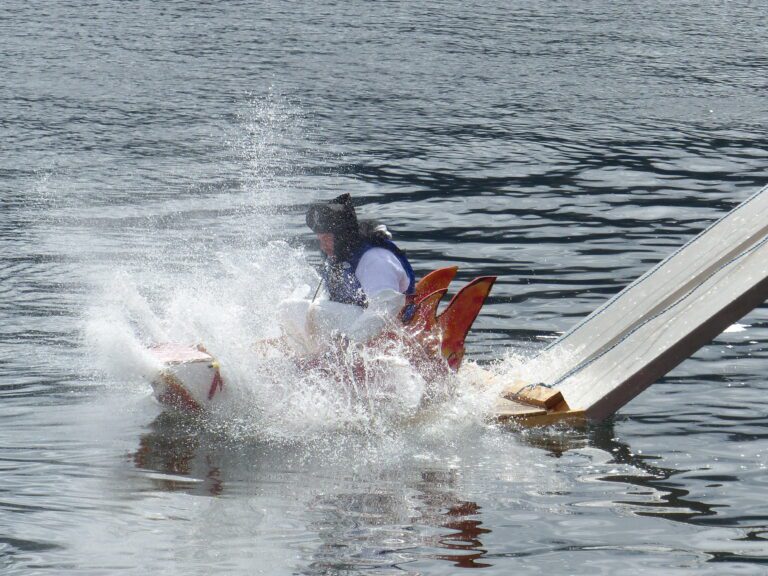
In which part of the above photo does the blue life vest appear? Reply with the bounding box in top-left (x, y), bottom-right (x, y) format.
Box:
top-left (321, 240), bottom-right (416, 307)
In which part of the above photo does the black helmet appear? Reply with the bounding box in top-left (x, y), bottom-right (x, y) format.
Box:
top-left (306, 193), bottom-right (361, 261)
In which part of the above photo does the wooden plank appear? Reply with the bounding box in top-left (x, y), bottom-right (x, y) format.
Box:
top-left (511, 409), bottom-right (587, 428)
top-left (491, 398), bottom-right (586, 427)
top-left (515, 184), bottom-right (768, 420)
top-left (527, 184), bottom-right (768, 388)
top-left (492, 398), bottom-right (547, 418)
top-left (559, 248), bottom-right (768, 419)
top-left (503, 384), bottom-right (563, 409)
top-left (473, 373), bottom-right (560, 408)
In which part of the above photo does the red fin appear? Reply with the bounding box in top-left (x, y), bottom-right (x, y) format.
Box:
top-left (408, 288), bottom-right (448, 333)
top-left (413, 266), bottom-right (459, 299)
top-left (437, 276), bottom-right (496, 371)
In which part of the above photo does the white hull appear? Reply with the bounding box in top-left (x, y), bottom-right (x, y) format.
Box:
top-left (148, 344), bottom-right (224, 412)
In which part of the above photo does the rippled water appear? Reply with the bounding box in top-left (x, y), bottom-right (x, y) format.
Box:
top-left (2, 1), bottom-right (768, 574)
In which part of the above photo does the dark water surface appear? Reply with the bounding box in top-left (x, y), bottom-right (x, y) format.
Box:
top-left (2, 1), bottom-right (768, 574)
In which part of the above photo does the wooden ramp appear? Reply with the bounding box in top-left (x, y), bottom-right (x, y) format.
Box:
top-left (491, 184), bottom-right (768, 425)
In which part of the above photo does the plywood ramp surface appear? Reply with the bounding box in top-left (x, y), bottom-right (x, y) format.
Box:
top-left (557, 240), bottom-right (768, 419)
top-left (491, 184), bottom-right (768, 424)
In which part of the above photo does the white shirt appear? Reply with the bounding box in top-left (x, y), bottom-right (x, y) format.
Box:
top-left (355, 247), bottom-right (410, 297)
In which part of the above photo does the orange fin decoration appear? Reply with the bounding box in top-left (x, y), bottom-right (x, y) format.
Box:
top-left (413, 266), bottom-right (459, 299)
top-left (437, 276), bottom-right (496, 371)
top-left (400, 267), bottom-right (456, 327)
top-left (405, 288), bottom-right (448, 333)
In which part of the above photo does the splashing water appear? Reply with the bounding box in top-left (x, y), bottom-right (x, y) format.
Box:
top-left (80, 92), bottom-right (535, 443)
top-left (84, 238), bottom-right (509, 441)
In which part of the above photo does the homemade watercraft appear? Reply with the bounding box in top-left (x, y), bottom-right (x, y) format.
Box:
top-left (148, 267), bottom-right (496, 413)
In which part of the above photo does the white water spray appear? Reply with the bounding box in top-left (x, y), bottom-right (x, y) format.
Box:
top-left (82, 93), bottom-right (518, 441)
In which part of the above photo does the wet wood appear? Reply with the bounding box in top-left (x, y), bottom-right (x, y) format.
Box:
top-left (491, 397), bottom-right (586, 427)
top-left (502, 383), bottom-right (563, 409)
top-left (490, 184), bottom-right (768, 424)
top-left (492, 398), bottom-right (546, 418)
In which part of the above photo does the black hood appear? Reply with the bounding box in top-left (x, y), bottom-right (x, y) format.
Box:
top-left (306, 193), bottom-right (362, 261)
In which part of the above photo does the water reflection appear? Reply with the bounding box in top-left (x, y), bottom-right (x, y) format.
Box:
top-left (588, 421), bottom-right (721, 523)
top-left (130, 413), bottom-right (742, 571)
top-left (131, 412), bottom-right (224, 496)
top-left (131, 413), bottom-right (493, 570)
top-left (521, 420), bottom-right (723, 523)
top-left (429, 500), bottom-right (491, 568)
top-left (305, 469), bottom-right (492, 571)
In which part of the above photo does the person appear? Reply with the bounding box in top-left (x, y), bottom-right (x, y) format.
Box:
top-left (305, 193), bottom-right (415, 307)
top-left (276, 194), bottom-right (416, 356)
